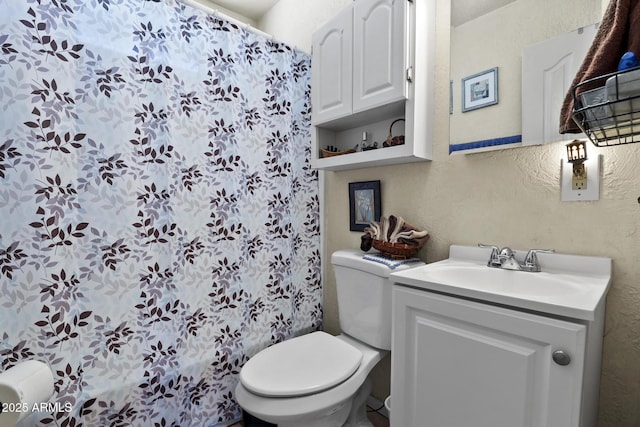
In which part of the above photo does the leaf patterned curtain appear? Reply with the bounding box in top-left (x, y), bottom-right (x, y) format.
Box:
top-left (0, 0), bottom-right (321, 425)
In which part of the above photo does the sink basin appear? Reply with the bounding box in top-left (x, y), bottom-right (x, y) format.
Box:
top-left (390, 245), bottom-right (612, 320)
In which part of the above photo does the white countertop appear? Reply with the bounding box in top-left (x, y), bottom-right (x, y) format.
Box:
top-left (390, 245), bottom-right (612, 321)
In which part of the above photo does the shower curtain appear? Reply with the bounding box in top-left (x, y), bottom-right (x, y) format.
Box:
top-left (0, 0), bottom-right (321, 425)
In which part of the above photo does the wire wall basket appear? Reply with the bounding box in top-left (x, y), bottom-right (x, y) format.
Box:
top-left (571, 67), bottom-right (640, 147)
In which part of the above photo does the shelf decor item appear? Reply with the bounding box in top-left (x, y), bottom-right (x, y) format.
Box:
top-left (384, 118), bottom-right (405, 147)
top-left (320, 146), bottom-right (357, 158)
top-left (462, 67), bottom-right (499, 112)
top-left (371, 237), bottom-right (428, 260)
top-left (349, 180), bottom-right (381, 232)
top-left (360, 214), bottom-right (429, 260)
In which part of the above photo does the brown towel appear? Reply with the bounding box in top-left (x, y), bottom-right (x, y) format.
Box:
top-left (559, 0), bottom-right (640, 134)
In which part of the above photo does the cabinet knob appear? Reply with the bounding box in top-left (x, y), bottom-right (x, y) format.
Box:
top-left (552, 350), bottom-right (571, 366)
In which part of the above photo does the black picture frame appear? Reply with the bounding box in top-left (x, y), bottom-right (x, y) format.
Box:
top-left (349, 180), bottom-right (381, 232)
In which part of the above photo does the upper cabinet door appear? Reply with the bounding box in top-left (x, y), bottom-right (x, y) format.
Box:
top-left (353, 0), bottom-right (407, 113)
top-left (311, 6), bottom-right (353, 124)
top-left (522, 24), bottom-right (597, 145)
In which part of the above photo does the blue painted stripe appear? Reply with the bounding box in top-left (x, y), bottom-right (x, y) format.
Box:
top-left (449, 135), bottom-right (522, 154)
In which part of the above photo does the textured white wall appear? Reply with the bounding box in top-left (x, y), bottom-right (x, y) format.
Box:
top-left (260, 1), bottom-right (640, 425)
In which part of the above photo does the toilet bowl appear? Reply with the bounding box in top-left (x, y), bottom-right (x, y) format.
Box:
top-left (235, 249), bottom-right (424, 427)
top-left (236, 332), bottom-right (386, 427)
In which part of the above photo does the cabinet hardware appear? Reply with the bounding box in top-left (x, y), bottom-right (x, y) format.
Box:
top-left (552, 350), bottom-right (571, 366)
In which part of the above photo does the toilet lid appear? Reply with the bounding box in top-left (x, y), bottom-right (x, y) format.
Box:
top-left (240, 331), bottom-right (363, 397)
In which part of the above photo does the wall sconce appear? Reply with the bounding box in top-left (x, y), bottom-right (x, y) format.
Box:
top-left (566, 139), bottom-right (588, 190)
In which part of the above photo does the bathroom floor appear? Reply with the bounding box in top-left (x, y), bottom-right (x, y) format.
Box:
top-left (229, 408), bottom-right (390, 426)
top-left (366, 409), bottom-right (390, 426)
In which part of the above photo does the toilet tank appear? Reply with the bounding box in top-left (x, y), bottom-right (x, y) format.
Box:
top-left (331, 249), bottom-right (424, 350)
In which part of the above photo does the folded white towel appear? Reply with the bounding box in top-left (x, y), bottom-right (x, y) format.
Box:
top-left (388, 216), bottom-right (406, 243)
top-left (379, 217), bottom-right (389, 242)
top-left (363, 253), bottom-right (422, 269)
top-left (394, 229), bottom-right (428, 241)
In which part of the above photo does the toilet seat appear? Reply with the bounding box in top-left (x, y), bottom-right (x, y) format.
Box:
top-left (240, 331), bottom-right (363, 397)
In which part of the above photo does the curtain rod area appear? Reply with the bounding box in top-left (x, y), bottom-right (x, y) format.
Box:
top-left (179, 0), bottom-right (274, 40)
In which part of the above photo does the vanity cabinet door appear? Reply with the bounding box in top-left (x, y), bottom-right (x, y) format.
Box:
top-left (353, 0), bottom-right (407, 113)
top-left (311, 6), bottom-right (353, 124)
top-left (391, 285), bottom-right (587, 427)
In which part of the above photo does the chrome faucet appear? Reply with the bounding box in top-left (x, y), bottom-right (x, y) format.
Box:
top-left (522, 249), bottom-right (556, 272)
top-left (498, 247), bottom-right (521, 271)
top-left (479, 244), bottom-right (555, 272)
top-left (478, 244), bottom-right (501, 268)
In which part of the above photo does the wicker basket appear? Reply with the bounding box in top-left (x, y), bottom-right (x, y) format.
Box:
top-left (384, 118), bottom-right (405, 147)
top-left (372, 237), bottom-right (428, 260)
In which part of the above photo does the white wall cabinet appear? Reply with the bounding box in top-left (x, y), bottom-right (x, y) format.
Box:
top-left (391, 285), bottom-right (597, 427)
top-left (352, 0), bottom-right (407, 113)
top-left (311, 6), bottom-right (353, 124)
top-left (311, 0), bottom-right (434, 171)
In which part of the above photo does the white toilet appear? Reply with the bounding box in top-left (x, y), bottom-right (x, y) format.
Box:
top-left (235, 249), bottom-right (424, 427)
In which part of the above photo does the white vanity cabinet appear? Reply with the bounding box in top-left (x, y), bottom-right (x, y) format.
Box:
top-left (310, 0), bottom-right (434, 171)
top-left (392, 286), bottom-right (587, 427)
top-left (389, 245), bottom-right (611, 427)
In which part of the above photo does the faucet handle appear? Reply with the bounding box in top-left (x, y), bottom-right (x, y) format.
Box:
top-left (523, 249), bottom-right (555, 271)
top-left (478, 244), bottom-right (501, 267)
top-left (478, 244), bottom-right (499, 254)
